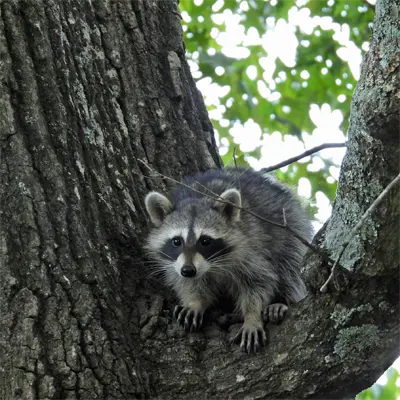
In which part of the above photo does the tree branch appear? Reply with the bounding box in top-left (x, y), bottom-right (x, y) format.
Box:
top-left (260, 142), bottom-right (347, 173)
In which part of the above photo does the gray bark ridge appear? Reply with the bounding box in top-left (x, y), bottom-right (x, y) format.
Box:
top-left (0, 0), bottom-right (398, 399)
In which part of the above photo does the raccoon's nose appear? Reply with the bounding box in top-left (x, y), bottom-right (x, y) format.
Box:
top-left (181, 265), bottom-right (197, 278)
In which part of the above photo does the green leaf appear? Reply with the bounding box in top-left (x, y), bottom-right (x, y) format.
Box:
top-left (180, 0), bottom-right (373, 205)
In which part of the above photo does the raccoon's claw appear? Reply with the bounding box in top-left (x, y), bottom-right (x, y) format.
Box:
top-left (174, 306), bottom-right (203, 332)
top-left (173, 305), bottom-right (183, 321)
top-left (264, 303), bottom-right (288, 324)
top-left (234, 323), bottom-right (267, 354)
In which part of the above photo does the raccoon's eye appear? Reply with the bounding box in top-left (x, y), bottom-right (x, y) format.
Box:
top-left (200, 236), bottom-right (212, 246)
top-left (171, 237), bottom-right (182, 247)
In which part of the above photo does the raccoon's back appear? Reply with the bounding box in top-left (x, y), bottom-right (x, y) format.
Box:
top-left (174, 167), bottom-right (289, 204)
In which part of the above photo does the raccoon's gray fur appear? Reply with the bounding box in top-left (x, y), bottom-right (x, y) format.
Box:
top-left (144, 167), bottom-right (313, 353)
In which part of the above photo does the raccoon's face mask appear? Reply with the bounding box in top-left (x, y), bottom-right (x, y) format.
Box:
top-left (144, 189), bottom-right (241, 278)
top-left (160, 233), bottom-right (233, 278)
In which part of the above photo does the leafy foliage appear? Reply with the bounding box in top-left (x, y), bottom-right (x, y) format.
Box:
top-left (357, 368), bottom-right (400, 400)
top-left (179, 0), bottom-right (375, 212)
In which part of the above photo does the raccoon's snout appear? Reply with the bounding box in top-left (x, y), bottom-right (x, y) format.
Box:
top-left (181, 265), bottom-right (197, 278)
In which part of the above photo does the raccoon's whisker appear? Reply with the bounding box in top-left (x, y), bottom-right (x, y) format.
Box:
top-left (206, 245), bottom-right (234, 261)
top-left (145, 265), bottom-right (165, 271)
top-left (145, 261), bottom-right (174, 270)
top-left (148, 272), bottom-right (168, 283)
top-left (146, 268), bottom-right (165, 275)
top-left (208, 263), bottom-right (230, 272)
top-left (156, 251), bottom-right (174, 260)
top-left (148, 268), bottom-right (167, 275)
top-left (209, 256), bottom-right (233, 265)
top-left (147, 269), bottom-right (165, 277)
top-left (139, 261), bottom-right (163, 266)
top-left (144, 260), bottom-right (169, 267)
top-left (148, 250), bottom-right (174, 261)
top-left (209, 261), bottom-right (234, 270)
top-left (130, 256), bottom-right (160, 261)
top-left (147, 266), bottom-right (169, 277)
top-left (209, 257), bottom-right (235, 267)
top-left (208, 250), bottom-right (234, 261)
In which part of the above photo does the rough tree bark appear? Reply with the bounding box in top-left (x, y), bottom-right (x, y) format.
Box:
top-left (0, 0), bottom-right (398, 399)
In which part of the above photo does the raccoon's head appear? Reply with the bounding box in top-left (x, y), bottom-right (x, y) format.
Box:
top-left (144, 188), bottom-right (242, 279)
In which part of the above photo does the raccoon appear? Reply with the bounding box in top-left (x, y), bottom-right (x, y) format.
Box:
top-left (144, 167), bottom-right (313, 353)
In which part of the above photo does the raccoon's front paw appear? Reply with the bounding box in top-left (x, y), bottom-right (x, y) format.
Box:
top-left (264, 303), bottom-right (288, 324)
top-left (234, 322), bottom-right (267, 354)
top-left (173, 306), bottom-right (204, 332)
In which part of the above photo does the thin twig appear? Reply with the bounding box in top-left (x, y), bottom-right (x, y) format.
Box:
top-left (138, 159), bottom-right (335, 265)
top-left (260, 143), bottom-right (347, 173)
top-left (232, 146), bottom-right (242, 195)
top-left (320, 173), bottom-right (400, 292)
top-left (233, 146), bottom-right (238, 169)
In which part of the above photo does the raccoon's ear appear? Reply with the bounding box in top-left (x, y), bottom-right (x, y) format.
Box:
top-left (145, 192), bottom-right (174, 227)
top-left (214, 188), bottom-right (241, 222)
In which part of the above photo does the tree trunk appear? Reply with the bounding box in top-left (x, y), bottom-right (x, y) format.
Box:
top-left (0, 0), bottom-right (398, 399)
